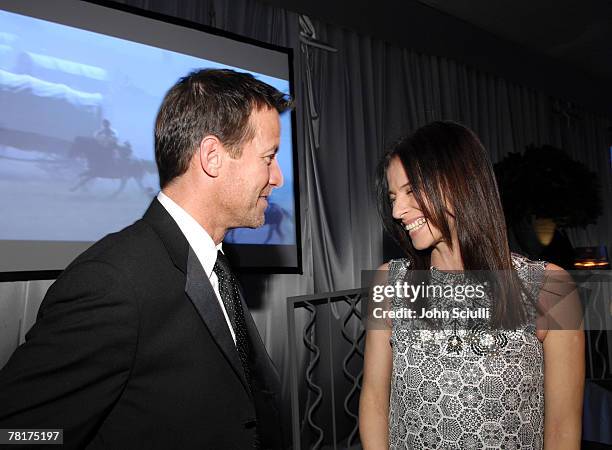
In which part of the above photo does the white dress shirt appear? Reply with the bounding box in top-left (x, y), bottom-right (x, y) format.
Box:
top-left (157, 192), bottom-right (236, 343)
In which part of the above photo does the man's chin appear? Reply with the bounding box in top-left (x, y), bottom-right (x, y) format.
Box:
top-left (240, 215), bottom-right (265, 229)
top-left (253, 216), bottom-right (265, 228)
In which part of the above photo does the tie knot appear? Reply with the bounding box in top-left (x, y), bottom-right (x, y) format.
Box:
top-left (213, 250), bottom-right (232, 278)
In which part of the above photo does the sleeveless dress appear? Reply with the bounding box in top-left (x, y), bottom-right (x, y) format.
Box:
top-left (387, 254), bottom-right (546, 449)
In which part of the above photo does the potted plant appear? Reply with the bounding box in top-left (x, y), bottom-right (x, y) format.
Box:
top-left (494, 145), bottom-right (602, 252)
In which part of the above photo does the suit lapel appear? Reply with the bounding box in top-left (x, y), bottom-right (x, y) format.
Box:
top-left (143, 200), bottom-right (251, 397)
top-left (184, 249), bottom-right (251, 397)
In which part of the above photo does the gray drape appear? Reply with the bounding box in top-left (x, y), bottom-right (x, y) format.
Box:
top-left (1, 0), bottom-right (610, 446)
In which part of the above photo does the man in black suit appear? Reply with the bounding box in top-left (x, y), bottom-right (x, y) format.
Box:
top-left (0, 69), bottom-right (293, 449)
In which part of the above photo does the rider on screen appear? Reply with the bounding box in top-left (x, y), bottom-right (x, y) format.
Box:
top-left (94, 119), bottom-right (119, 158)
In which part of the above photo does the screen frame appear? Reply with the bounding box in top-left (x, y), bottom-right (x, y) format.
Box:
top-left (0, 0), bottom-right (302, 279)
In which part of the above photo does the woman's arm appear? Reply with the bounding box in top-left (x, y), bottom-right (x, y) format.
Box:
top-left (542, 263), bottom-right (584, 450)
top-left (359, 328), bottom-right (392, 449)
top-left (359, 263), bottom-right (393, 450)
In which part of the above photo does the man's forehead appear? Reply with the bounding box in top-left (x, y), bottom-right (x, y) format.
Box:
top-left (251, 108), bottom-right (280, 132)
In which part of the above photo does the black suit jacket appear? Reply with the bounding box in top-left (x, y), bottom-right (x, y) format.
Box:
top-left (0, 199), bottom-right (283, 449)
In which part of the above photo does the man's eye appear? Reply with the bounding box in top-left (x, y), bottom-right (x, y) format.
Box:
top-left (265, 155), bottom-right (275, 164)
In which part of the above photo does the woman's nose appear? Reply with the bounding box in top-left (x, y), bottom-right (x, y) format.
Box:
top-left (392, 200), bottom-right (406, 220)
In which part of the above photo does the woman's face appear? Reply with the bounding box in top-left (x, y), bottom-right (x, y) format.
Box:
top-left (386, 157), bottom-right (444, 251)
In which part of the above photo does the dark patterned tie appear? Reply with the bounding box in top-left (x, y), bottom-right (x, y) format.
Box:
top-left (213, 251), bottom-right (260, 449)
top-left (213, 250), bottom-right (253, 393)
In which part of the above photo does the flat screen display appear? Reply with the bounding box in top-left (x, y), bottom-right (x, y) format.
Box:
top-left (0, 0), bottom-right (301, 278)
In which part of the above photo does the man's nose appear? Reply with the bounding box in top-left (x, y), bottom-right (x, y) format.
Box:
top-left (270, 158), bottom-right (283, 188)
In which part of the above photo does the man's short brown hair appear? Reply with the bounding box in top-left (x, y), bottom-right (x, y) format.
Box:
top-left (155, 68), bottom-right (293, 188)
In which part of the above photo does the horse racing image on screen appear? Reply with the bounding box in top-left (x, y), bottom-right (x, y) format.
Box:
top-left (0, 2), bottom-right (298, 275)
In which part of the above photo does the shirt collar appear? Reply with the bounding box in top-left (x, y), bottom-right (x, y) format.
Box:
top-left (157, 191), bottom-right (222, 278)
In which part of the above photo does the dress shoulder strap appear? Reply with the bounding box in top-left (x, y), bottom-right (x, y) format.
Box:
top-left (387, 258), bottom-right (411, 284)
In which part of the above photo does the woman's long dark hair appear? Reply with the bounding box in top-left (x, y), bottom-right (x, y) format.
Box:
top-left (376, 121), bottom-right (530, 328)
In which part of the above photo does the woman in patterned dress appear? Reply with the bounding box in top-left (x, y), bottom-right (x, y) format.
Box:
top-left (359, 122), bottom-right (584, 449)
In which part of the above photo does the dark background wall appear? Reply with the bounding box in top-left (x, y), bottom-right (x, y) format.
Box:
top-left (260, 0), bottom-right (612, 116)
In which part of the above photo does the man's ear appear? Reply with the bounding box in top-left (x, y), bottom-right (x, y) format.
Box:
top-left (198, 135), bottom-right (223, 177)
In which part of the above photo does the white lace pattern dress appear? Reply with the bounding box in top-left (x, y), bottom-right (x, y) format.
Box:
top-left (387, 254), bottom-right (546, 449)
